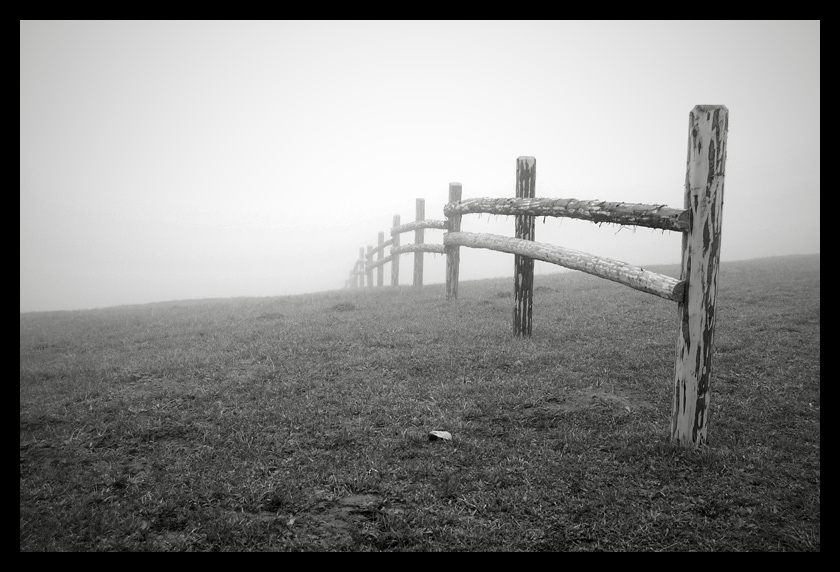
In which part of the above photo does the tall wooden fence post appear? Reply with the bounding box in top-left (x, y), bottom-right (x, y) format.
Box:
top-left (671, 105), bottom-right (729, 447)
top-left (513, 157), bottom-right (536, 337)
top-left (377, 232), bottom-right (384, 287)
top-left (445, 183), bottom-right (462, 300)
top-left (391, 215), bottom-right (400, 286)
top-left (357, 247), bottom-right (365, 288)
top-left (366, 245), bottom-right (373, 289)
top-left (414, 198), bottom-right (425, 287)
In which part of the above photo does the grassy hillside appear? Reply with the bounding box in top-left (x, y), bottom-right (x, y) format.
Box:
top-left (20, 254), bottom-right (820, 551)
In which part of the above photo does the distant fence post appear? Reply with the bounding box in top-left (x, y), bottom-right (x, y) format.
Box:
top-left (513, 157), bottom-right (536, 337)
top-left (366, 245), bottom-right (373, 289)
top-left (414, 198), bottom-right (425, 287)
top-left (357, 247), bottom-right (365, 288)
top-left (377, 232), bottom-right (385, 287)
top-left (445, 182), bottom-right (462, 300)
top-left (391, 215), bottom-right (401, 286)
top-left (671, 105), bottom-right (729, 448)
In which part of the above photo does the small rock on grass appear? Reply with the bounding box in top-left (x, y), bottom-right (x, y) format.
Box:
top-left (428, 430), bottom-right (452, 441)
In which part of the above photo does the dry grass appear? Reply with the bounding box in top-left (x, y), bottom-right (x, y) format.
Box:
top-left (20, 254), bottom-right (819, 551)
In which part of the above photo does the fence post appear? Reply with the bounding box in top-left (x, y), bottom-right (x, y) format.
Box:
top-left (445, 183), bottom-right (462, 300)
top-left (414, 198), bottom-right (425, 287)
top-left (377, 232), bottom-right (384, 287)
top-left (357, 247), bottom-right (365, 288)
top-left (513, 157), bottom-right (536, 337)
top-left (671, 105), bottom-right (729, 448)
top-left (391, 215), bottom-right (400, 286)
top-left (366, 245), bottom-right (373, 289)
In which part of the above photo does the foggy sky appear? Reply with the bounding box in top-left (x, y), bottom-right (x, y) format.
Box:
top-left (20, 20), bottom-right (820, 313)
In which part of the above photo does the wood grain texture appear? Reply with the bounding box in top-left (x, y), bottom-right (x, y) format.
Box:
top-left (444, 232), bottom-right (684, 302)
top-left (445, 197), bottom-right (688, 232)
top-left (514, 157), bottom-right (536, 337)
top-left (671, 105), bottom-right (729, 447)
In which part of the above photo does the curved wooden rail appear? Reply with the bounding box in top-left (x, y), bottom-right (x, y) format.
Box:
top-left (443, 231), bottom-right (684, 302)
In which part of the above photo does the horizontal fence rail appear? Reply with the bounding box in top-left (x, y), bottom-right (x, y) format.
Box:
top-left (444, 197), bottom-right (690, 232)
top-left (369, 237), bottom-right (394, 256)
top-left (366, 253), bottom-right (394, 270)
top-left (341, 105), bottom-right (729, 448)
top-left (391, 220), bottom-right (448, 235)
top-left (443, 231), bottom-right (685, 302)
top-left (392, 244), bottom-right (446, 255)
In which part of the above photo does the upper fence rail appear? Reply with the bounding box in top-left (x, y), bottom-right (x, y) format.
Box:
top-left (444, 197), bottom-right (689, 233)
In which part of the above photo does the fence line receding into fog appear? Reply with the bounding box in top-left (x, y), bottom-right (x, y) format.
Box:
top-left (342, 105), bottom-right (729, 447)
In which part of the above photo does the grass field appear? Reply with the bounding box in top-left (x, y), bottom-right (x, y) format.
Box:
top-left (20, 254), bottom-right (820, 551)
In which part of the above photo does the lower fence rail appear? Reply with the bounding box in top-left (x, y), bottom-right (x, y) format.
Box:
top-left (443, 231), bottom-right (685, 302)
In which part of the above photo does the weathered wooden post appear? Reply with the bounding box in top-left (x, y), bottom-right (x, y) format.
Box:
top-left (445, 183), bottom-right (462, 300)
top-left (357, 247), bottom-right (365, 288)
top-left (391, 215), bottom-right (400, 286)
top-left (377, 232), bottom-right (385, 287)
top-left (513, 157), bottom-right (536, 337)
top-left (366, 245), bottom-right (373, 289)
top-left (413, 198), bottom-right (425, 287)
top-left (671, 105), bottom-right (729, 448)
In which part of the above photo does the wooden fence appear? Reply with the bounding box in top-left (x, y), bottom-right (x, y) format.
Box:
top-left (344, 198), bottom-right (447, 289)
top-left (344, 105), bottom-right (728, 447)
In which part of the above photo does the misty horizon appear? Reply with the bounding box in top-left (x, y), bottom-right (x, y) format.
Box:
top-left (20, 21), bottom-right (820, 313)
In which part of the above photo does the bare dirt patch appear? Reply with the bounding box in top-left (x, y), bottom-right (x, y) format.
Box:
top-left (288, 491), bottom-right (406, 549)
top-left (310, 492), bottom-right (382, 532)
top-left (525, 388), bottom-right (654, 417)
